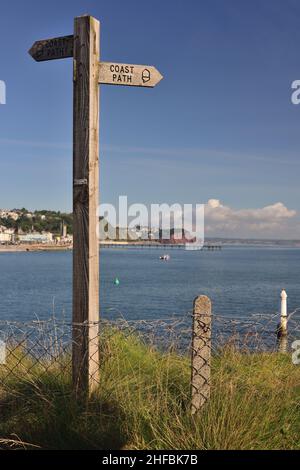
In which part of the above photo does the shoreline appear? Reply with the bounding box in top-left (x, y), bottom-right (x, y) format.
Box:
top-left (0, 244), bottom-right (72, 253)
top-left (1, 241), bottom-right (300, 253)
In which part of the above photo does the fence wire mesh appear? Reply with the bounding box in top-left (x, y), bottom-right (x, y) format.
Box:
top-left (0, 310), bottom-right (299, 394)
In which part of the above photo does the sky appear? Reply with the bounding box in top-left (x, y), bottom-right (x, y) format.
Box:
top-left (1, 0), bottom-right (300, 238)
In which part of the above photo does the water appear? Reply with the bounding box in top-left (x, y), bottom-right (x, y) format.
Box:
top-left (0, 246), bottom-right (300, 323)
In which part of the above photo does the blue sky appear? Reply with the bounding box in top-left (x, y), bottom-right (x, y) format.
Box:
top-left (1, 0), bottom-right (300, 237)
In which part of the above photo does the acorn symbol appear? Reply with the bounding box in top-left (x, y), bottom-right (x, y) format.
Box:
top-left (142, 68), bottom-right (151, 83)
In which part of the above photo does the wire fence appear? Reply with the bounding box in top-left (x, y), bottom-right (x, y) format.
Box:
top-left (0, 309), bottom-right (300, 395)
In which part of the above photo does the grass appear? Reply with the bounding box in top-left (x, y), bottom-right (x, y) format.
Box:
top-left (0, 331), bottom-right (299, 450)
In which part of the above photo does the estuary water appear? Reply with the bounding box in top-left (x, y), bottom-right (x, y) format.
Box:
top-left (0, 246), bottom-right (300, 323)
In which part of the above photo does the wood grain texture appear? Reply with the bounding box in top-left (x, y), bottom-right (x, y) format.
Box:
top-left (72, 15), bottom-right (100, 397)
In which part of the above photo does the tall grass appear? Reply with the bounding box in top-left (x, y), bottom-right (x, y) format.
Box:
top-left (0, 331), bottom-right (299, 450)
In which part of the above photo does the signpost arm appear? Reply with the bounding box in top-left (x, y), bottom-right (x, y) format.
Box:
top-left (72, 15), bottom-right (100, 397)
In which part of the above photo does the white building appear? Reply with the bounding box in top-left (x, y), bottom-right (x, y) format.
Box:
top-left (0, 210), bottom-right (19, 221)
top-left (18, 232), bottom-right (53, 244)
top-left (0, 226), bottom-right (14, 243)
top-left (0, 232), bottom-right (11, 242)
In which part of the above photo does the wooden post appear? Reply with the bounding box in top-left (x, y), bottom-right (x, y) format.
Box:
top-left (72, 15), bottom-right (100, 396)
top-left (191, 295), bottom-right (211, 415)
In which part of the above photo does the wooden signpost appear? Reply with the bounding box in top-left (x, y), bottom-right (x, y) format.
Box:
top-left (29, 15), bottom-right (163, 397)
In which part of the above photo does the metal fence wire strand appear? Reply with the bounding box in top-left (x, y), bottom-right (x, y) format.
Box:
top-left (0, 311), bottom-right (299, 395)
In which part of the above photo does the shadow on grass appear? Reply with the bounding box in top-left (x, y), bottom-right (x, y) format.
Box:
top-left (0, 373), bottom-right (128, 450)
top-left (0, 331), bottom-right (191, 450)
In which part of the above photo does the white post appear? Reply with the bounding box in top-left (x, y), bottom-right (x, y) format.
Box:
top-left (280, 289), bottom-right (288, 336)
top-left (277, 289), bottom-right (288, 353)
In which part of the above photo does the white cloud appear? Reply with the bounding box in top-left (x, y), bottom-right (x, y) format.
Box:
top-left (204, 199), bottom-right (298, 239)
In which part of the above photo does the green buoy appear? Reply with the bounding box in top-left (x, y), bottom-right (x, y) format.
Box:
top-left (114, 277), bottom-right (120, 286)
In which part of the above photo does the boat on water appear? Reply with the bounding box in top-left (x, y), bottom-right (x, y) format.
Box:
top-left (159, 254), bottom-right (170, 261)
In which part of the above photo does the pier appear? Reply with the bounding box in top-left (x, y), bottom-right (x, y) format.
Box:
top-left (99, 242), bottom-right (222, 250)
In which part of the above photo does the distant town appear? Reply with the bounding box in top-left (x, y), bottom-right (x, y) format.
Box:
top-left (0, 208), bottom-right (73, 245)
top-left (0, 208), bottom-right (193, 247)
top-left (1, 208), bottom-right (300, 249)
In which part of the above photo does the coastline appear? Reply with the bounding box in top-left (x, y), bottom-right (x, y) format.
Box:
top-left (1, 239), bottom-right (300, 253)
top-left (0, 244), bottom-right (72, 253)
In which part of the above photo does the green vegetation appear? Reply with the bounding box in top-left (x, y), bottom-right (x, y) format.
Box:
top-left (0, 332), bottom-right (299, 450)
top-left (0, 210), bottom-right (73, 235)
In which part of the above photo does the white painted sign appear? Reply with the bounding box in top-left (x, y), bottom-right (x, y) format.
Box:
top-left (99, 62), bottom-right (163, 87)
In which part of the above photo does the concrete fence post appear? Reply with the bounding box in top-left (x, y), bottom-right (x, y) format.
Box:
top-left (277, 289), bottom-right (288, 353)
top-left (191, 295), bottom-right (211, 415)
